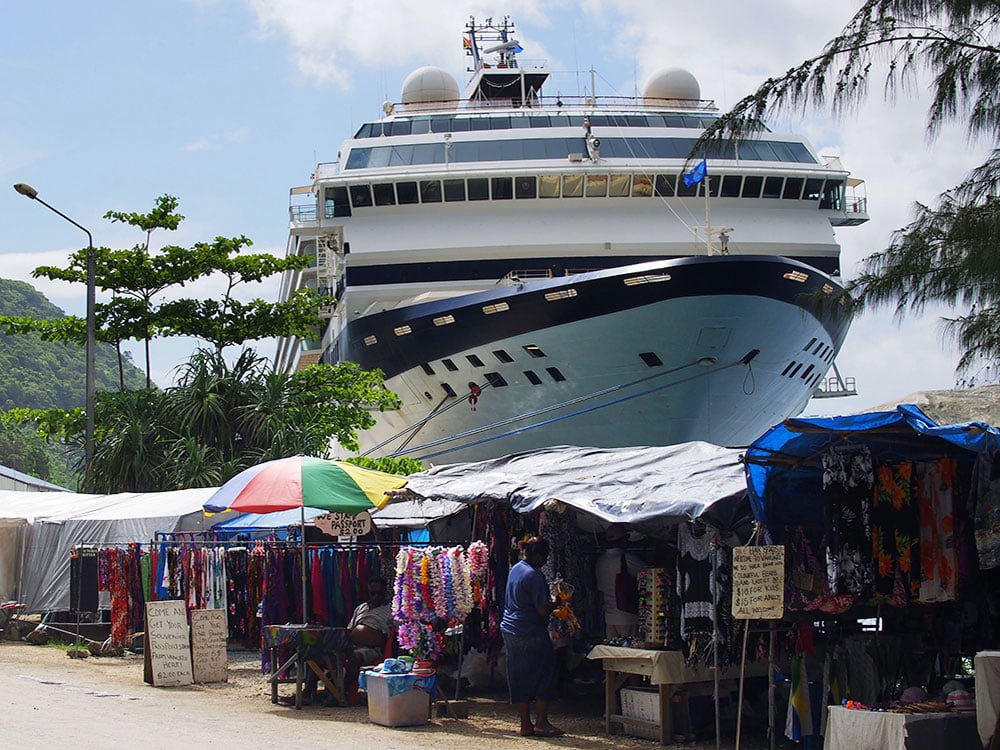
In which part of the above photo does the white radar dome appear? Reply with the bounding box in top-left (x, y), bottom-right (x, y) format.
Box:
top-left (401, 66), bottom-right (460, 106)
top-left (643, 68), bottom-right (701, 102)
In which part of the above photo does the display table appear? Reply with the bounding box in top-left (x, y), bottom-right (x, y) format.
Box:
top-left (586, 645), bottom-right (766, 745)
top-left (824, 706), bottom-right (980, 750)
top-left (977, 650), bottom-right (1000, 747)
top-left (263, 624), bottom-right (350, 709)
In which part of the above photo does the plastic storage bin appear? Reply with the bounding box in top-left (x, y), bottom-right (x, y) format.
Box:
top-left (365, 672), bottom-right (430, 727)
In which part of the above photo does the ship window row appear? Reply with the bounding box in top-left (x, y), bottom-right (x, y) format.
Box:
top-left (343, 137), bottom-right (815, 170)
top-left (354, 113), bottom-right (722, 138)
top-left (325, 174), bottom-right (845, 215)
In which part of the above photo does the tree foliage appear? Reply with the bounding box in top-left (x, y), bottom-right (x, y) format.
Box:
top-left (692, 0), bottom-right (1000, 372)
top-left (9, 348), bottom-right (402, 493)
top-left (0, 196), bottom-right (323, 384)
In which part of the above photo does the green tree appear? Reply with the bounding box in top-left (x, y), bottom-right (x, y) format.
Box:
top-left (1, 195), bottom-right (323, 385)
top-left (10, 348), bottom-right (402, 493)
top-left (692, 0), bottom-right (1000, 372)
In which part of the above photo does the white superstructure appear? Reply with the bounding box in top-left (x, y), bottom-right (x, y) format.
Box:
top-left (275, 17), bottom-right (867, 462)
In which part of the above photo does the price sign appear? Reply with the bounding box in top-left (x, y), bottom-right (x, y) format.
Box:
top-left (314, 510), bottom-right (372, 537)
top-left (731, 545), bottom-right (785, 620)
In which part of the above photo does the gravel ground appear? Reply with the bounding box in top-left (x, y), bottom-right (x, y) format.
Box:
top-left (0, 640), bottom-right (775, 749)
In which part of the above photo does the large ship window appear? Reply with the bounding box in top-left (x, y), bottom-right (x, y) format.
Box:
top-left (803, 178), bottom-right (825, 201)
top-left (490, 115), bottom-right (512, 129)
top-left (523, 344), bottom-right (546, 358)
top-left (500, 141), bottom-right (523, 160)
top-left (491, 177), bottom-right (513, 200)
top-left (324, 186), bottom-right (352, 218)
top-left (586, 175), bottom-right (608, 197)
top-left (478, 141), bottom-right (503, 161)
top-left (413, 143), bottom-right (445, 164)
top-left (609, 174), bottom-right (631, 197)
top-left (720, 175), bottom-right (743, 198)
top-left (632, 175), bottom-right (653, 197)
top-left (528, 115), bottom-right (551, 128)
top-left (676, 174), bottom-right (699, 197)
top-left (484, 372), bottom-right (508, 387)
top-left (524, 370), bottom-right (543, 385)
top-left (467, 354), bottom-right (485, 367)
top-left (522, 140), bottom-right (547, 159)
top-left (372, 183), bottom-right (396, 206)
top-left (449, 118), bottom-right (471, 132)
top-left (515, 176), bottom-right (537, 199)
top-left (820, 180), bottom-right (844, 210)
top-left (655, 174), bottom-right (676, 197)
top-left (467, 178), bottom-right (489, 201)
top-left (410, 119), bottom-right (430, 135)
top-left (396, 181), bottom-right (419, 204)
top-left (430, 116), bottom-right (451, 133)
top-left (345, 147), bottom-right (371, 169)
top-left (538, 175), bottom-right (560, 198)
top-left (388, 145), bottom-right (414, 166)
top-left (782, 177), bottom-right (804, 200)
top-left (444, 179), bottom-right (466, 202)
top-left (442, 359), bottom-right (459, 372)
top-left (469, 117), bottom-right (492, 131)
top-left (762, 176), bottom-right (784, 199)
top-left (493, 349), bottom-right (514, 363)
top-left (349, 184), bottom-right (373, 208)
top-left (562, 174), bottom-right (584, 198)
top-left (741, 175), bottom-right (764, 198)
top-left (419, 180), bottom-right (442, 203)
top-left (385, 121), bottom-right (411, 136)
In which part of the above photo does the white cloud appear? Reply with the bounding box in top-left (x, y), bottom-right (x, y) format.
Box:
top-left (183, 127), bottom-right (250, 153)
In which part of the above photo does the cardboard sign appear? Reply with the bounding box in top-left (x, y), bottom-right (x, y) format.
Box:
top-left (731, 545), bottom-right (785, 620)
top-left (145, 600), bottom-right (193, 686)
top-left (314, 510), bottom-right (371, 537)
top-left (190, 609), bottom-right (228, 684)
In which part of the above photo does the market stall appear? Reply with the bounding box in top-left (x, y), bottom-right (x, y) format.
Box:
top-left (743, 404), bottom-right (1000, 748)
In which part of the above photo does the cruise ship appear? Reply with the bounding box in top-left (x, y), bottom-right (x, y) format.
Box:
top-left (274, 17), bottom-right (868, 463)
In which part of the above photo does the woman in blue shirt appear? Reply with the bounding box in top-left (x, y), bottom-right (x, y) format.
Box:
top-left (500, 536), bottom-right (564, 737)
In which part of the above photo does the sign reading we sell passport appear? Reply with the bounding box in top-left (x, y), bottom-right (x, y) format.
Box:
top-left (731, 545), bottom-right (785, 620)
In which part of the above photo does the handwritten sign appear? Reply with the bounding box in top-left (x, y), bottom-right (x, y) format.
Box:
top-left (732, 545), bottom-right (785, 620)
top-left (145, 600), bottom-right (193, 686)
top-left (314, 510), bottom-right (371, 537)
top-left (190, 609), bottom-right (228, 684)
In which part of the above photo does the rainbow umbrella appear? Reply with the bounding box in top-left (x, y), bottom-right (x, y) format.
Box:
top-left (203, 456), bottom-right (407, 621)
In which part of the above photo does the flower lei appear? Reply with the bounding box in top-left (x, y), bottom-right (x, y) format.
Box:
top-left (393, 542), bottom-right (488, 661)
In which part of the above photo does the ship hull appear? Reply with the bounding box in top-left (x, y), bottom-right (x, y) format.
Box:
top-left (331, 255), bottom-right (851, 462)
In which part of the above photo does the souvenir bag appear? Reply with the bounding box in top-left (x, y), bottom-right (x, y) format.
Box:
top-left (615, 553), bottom-right (639, 614)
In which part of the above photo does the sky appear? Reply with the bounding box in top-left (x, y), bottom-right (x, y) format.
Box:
top-left (1, 0), bottom-right (994, 417)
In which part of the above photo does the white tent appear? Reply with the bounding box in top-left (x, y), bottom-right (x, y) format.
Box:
top-left (0, 487), bottom-right (216, 613)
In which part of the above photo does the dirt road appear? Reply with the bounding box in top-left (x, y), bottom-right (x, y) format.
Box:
top-left (1, 642), bottom-right (673, 750)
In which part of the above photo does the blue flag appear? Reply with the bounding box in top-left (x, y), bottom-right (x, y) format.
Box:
top-left (683, 159), bottom-right (707, 187)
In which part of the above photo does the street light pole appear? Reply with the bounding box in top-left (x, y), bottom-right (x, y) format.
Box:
top-left (13, 183), bottom-right (96, 490)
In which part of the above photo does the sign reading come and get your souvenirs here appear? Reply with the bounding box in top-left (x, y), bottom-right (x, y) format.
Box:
top-left (144, 600), bottom-right (228, 687)
top-left (731, 545), bottom-right (785, 620)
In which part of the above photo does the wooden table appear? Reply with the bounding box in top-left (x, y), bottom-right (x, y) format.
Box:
top-left (586, 644), bottom-right (768, 745)
top-left (263, 624), bottom-right (350, 709)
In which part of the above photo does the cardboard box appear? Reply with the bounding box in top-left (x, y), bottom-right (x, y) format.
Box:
top-left (620, 687), bottom-right (660, 740)
top-left (365, 672), bottom-right (430, 728)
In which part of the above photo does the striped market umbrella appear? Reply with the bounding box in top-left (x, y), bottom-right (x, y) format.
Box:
top-left (203, 456), bottom-right (407, 621)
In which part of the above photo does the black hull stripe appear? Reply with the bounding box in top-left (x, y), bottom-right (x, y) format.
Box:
top-left (329, 255), bottom-right (852, 379)
top-left (345, 253), bottom-right (841, 287)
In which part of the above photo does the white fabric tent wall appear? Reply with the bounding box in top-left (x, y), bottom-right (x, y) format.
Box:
top-left (0, 488), bottom-right (217, 613)
top-left (0, 518), bottom-right (26, 602)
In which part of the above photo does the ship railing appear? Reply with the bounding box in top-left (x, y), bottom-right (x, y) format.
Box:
top-left (395, 94), bottom-right (716, 114)
top-left (813, 374), bottom-right (858, 399)
top-left (497, 269), bottom-right (553, 285)
top-left (290, 204), bottom-right (317, 222)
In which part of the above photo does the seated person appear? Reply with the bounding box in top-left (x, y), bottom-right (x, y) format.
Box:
top-left (342, 577), bottom-right (393, 704)
top-left (292, 577), bottom-right (392, 707)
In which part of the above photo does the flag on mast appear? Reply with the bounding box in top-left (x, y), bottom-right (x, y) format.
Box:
top-left (683, 159), bottom-right (708, 187)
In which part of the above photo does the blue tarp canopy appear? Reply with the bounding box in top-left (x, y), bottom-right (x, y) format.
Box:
top-left (744, 404), bottom-right (1000, 528)
top-left (211, 507), bottom-right (326, 539)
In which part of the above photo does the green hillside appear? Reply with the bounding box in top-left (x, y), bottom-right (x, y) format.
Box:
top-left (0, 278), bottom-right (147, 485)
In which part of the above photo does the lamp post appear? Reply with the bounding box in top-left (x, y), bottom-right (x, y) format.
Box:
top-left (13, 183), bottom-right (96, 490)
